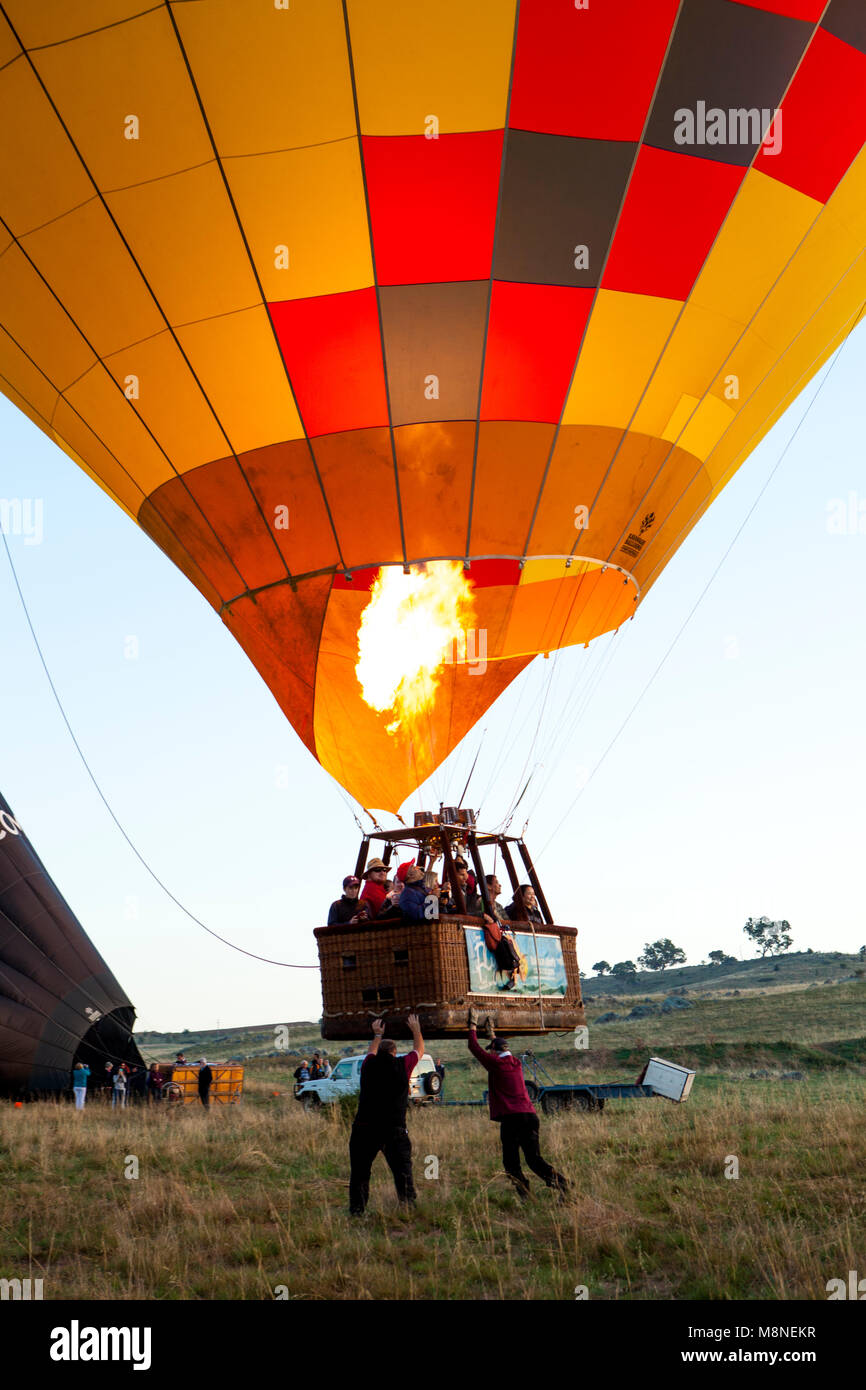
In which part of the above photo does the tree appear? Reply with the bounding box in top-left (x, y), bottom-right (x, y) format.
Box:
top-left (592, 960), bottom-right (611, 976)
top-left (638, 939), bottom-right (686, 972)
top-left (611, 960), bottom-right (637, 982)
top-left (708, 950), bottom-right (729, 966)
top-left (743, 916), bottom-right (793, 957)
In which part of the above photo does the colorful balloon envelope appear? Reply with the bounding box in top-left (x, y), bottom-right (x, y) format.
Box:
top-left (1, 1), bottom-right (864, 811)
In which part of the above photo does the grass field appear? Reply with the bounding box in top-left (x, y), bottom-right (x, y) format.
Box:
top-left (2, 977), bottom-right (864, 1301)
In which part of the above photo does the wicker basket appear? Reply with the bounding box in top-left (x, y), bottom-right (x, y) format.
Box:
top-left (316, 917), bottom-right (585, 1040)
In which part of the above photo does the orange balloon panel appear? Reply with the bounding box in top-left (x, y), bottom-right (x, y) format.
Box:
top-left (1, 2), bottom-right (865, 810)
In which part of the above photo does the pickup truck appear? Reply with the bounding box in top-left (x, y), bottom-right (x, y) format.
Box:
top-left (294, 1052), bottom-right (443, 1110)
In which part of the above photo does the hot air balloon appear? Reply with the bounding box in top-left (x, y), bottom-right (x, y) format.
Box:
top-left (1, 2), bottom-right (864, 1034)
top-left (1, 0), bottom-right (864, 812)
top-left (0, 792), bottom-right (143, 1096)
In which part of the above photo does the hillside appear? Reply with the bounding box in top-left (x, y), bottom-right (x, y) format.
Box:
top-left (583, 948), bottom-right (864, 997)
top-left (134, 971), bottom-right (866, 1104)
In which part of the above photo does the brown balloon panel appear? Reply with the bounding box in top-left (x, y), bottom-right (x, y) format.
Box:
top-left (315, 919), bottom-right (585, 1042)
top-left (0, 792), bottom-right (143, 1096)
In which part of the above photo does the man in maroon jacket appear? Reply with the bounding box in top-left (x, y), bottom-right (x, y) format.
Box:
top-left (467, 1008), bottom-right (568, 1200)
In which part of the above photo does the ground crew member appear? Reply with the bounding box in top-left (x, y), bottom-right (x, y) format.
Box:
top-left (349, 1014), bottom-right (424, 1215)
top-left (467, 1008), bottom-right (568, 1200)
top-left (197, 1058), bottom-right (213, 1108)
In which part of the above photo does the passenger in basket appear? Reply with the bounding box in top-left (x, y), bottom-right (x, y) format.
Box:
top-left (423, 871), bottom-right (441, 920)
top-left (360, 858), bottom-right (389, 916)
top-left (485, 874), bottom-right (510, 924)
top-left (464, 869), bottom-right (485, 916)
top-left (399, 866), bottom-right (428, 922)
top-left (439, 857), bottom-right (466, 915)
top-left (506, 885), bottom-right (544, 925)
top-left (467, 1008), bottom-right (569, 1202)
top-left (377, 876), bottom-right (405, 921)
top-left (348, 1014), bottom-right (424, 1216)
top-left (327, 875), bottom-right (362, 925)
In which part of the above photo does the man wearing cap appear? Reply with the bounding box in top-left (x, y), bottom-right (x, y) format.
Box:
top-left (398, 865), bottom-right (429, 922)
top-left (359, 858), bottom-right (389, 917)
top-left (466, 1008), bottom-right (568, 1201)
top-left (197, 1058), bottom-right (213, 1109)
top-left (327, 875), bottom-right (362, 925)
top-left (349, 1013), bottom-right (424, 1216)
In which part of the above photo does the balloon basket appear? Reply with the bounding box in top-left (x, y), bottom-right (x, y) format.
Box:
top-left (315, 917), bottom-right (585, 1042)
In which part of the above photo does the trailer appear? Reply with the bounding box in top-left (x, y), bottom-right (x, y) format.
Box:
top-left (520, 1051), bottom-right (695, 1113)
top-left (160, 1064), bottom-right (245, 1107)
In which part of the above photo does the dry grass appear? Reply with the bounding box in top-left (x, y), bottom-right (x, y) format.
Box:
top-left (2, 1071), bottom-right (864, 1301)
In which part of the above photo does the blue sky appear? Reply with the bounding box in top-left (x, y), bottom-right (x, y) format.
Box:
top-left (1, 327), bottom-right (864, 1031)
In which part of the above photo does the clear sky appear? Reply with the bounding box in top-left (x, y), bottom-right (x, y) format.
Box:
top-left (1, 326), bottom-right (864, 1032)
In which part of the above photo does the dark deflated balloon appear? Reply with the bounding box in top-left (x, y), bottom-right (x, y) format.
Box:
top-left (0, 792), bottom-right (142, 1096)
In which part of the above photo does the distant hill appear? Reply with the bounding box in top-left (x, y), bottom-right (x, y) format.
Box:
top-left (135, 1020), bottom-right (322, 1064)
top-left (582, 950), bottom-right (864, 999)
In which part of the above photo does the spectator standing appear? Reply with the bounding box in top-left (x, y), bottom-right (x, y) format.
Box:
top-left (147, 1063), bottom-right (165, 1103)
top-left (197, 1058), bottom-right (213, 1108)
top-left (111, 1065), bottom-right (127, 1109)
top-left (72, 1062), bottom-right (90, 1110)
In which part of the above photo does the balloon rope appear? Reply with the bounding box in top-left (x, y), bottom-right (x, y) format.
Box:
top-left (1, 533), bottom-right (319, 971)
top-left (537, 316), bottom-right (864, 860)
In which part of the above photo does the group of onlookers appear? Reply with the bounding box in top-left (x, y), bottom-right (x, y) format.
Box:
top-left (70, 1051), bottom-right (213, 1108)
top-left (326, 858), bottom-right (545, 990)
top-left (293, 1051), bottom-right (332, 1084)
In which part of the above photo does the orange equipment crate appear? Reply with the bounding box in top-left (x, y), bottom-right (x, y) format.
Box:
top-left (167, 1065), bottom-right (244, 1106)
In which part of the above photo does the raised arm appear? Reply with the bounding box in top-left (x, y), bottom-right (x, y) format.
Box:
top-left (407, 1012), bottom-right (424, 1058)
top-left (466, 1008), bottom-right (495, 1071)
top-left (367, 1017), bottom-right (385, 1056)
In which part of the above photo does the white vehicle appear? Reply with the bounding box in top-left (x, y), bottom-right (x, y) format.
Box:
top-left (294, 1052), bottom-right (443, 1111)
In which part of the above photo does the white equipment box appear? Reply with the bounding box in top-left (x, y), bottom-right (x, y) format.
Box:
top-left (644, 1056), bottom-right (696, 1102)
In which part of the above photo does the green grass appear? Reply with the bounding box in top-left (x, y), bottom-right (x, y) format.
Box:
top-left (2, 976), bottom-right (862, 1301)
top-left (2, 1070), bottom-right (864, 1300)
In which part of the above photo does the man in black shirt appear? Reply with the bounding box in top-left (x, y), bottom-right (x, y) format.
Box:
top-left (327, 875), bottom-right (361, 924)
top-left (197, 1058), bottom-right (213, 1108)
top-left (348, 1013), bottom-right (424, 1216)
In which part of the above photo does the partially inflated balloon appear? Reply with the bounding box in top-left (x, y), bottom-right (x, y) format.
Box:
top-left (1, 0), bottom-right (864, 810)
top-left (0, 793), bottom-right (142, 1094)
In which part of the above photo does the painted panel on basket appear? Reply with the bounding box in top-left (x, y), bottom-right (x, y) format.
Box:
top-left (464, 928), bottom-right (568, 997)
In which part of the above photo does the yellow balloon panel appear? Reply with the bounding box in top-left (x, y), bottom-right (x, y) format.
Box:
top-left (1, 1), bottom-right (145, 49)
top-left (0, 244), bottom-right (96, 391)
top-left (347, 0), bottom-right (517, 136)
top-left (104, 164), bottom-right (260, 327)
top-left (225, 145), bottom-right (373, 302)
top-left (174, 308), bottom-right (304, 457)
top-left (563, 290), bottom-right (681, 432)
top-left (31, 8), bottom-right (212, 189)
top-left (20, 199), bottom-right (164, 359)
top-left (0, 59), bottom-right (93, 235)
top-left (173, 0), bottom-right (357, 156)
